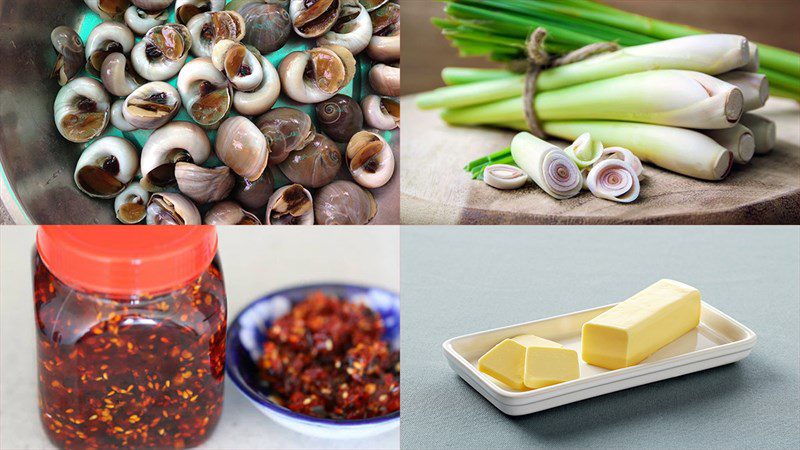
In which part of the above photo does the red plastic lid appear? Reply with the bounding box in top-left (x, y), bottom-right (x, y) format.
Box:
top-left (36, 226), bottom-right (218, 296)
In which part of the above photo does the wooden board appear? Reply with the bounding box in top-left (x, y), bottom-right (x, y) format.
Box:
top-left (400, 96), bottom-right (800, 224)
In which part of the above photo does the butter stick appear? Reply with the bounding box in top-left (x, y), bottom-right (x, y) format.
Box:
top-left (582, 279), bottom-right (701, 370)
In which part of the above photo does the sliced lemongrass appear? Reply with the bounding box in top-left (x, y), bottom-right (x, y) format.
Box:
top-left (564, 132), bottom-right (602, 169)
top-left (718, 71), bottom-right (769, 111)
top-left (483, 164), bottom-right (528, 190)
top-left (543, 121), bottom-right (733, 181)
top-left (510, 132), bottom-right (581, 200)
top-left (598, 146), bottom-right (644, 180)
top-left (702, 124), bottom-right (755, 164)
top-left (586, 159), bottom-right (640, 203)
top-left (441, 70), bottom-right (744, 130)
top-left (739, 113), bottom-right (777, 154)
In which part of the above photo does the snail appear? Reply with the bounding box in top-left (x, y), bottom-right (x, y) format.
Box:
top-left (177, 57), bottom-right (232, 129)
top-left (369, 63), bottom-right (399, 97)
top-left (131, 0), bottom-right (174, 11)
top-left (366, 1), bottom-right (399, 62)
top-left (51, 26), bottom-right (84, 86)
top-left (211, 40), bottom-right (264, 92)
top-left (122, 81), bottom-right (182, 129)
top-left (176, 0), bottom-right (226, 24)
top-left (227, 0), bottom-right (292, 54)
top-left (318, 0), bottom-right (372, 56)
top-left (204, 201), bottom-right (262, 225)
top-left (216, 116), bottom-right (269, 182)
top-left (114, 182), bottom-right (150, 224)
top-left (266, 184), bottom-right (314, 225)
top-left (175, 163), bottom-right (235, 204)
top-left (361, 95), bottom-right (398, 130)
top-left (84, 0), bottom-right (130, 21)
top-left (101, 53), bottom-right (144, 97)
top-left (314, 180), bottom-right (376, 225)
top-left (357, 0), bottom-right (387, 12)
top-left (74, 137), bottom-right (139, 199)
top-left (345, 131), bottom-right (394, 188)
top-left (316, 94), bottom-right (363, 142)
top-left (54, 77), bottom-right (110, 143)
top-left (131, 24), bottom-right (193, 81)
top-left (187, 10), bottom-right (247, 57)
top-left (279, 45), bottom-right (356, 103)
top-left (110, 99), bottom-right (138, 131)
top-left (124, 6), bottom-right (169, 35)
top-left (140, 121), bottom-right (212, 191)
top-left (146, 192), bottom-right (202, 225)
top-left (232, 169), bottom-right (274, 210)
top-left (85, 22), bottom-right (135, 76)
top-left (233, 53), bottom-right (281, 116)
top-left (290, 0), bottom-right (341, 38)
top-left (279, 133), bottom-right (342, 188)
top-left (254, 107), bottom-right (315, 165)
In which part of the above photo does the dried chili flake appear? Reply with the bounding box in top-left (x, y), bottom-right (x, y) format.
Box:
top-left (258, 292), bottom-right (400, 420)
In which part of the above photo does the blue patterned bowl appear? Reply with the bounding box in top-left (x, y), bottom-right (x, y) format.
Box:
top-left (226, 284), bottom-right (400, 439)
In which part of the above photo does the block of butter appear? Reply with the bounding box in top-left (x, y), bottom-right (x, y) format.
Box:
top-left (582, 279), bottom-right (701, 370)
top-left (478, 334), bottom-right (580, 390)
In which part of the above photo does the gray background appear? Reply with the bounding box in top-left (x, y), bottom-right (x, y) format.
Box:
top-left (401, 226), bottom-right (800, 449)
top-left (0, 226), bottom-right (400, 449)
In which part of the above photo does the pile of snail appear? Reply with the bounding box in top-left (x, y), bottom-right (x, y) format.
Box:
top-left (52, 0), bottom-right (400, 225)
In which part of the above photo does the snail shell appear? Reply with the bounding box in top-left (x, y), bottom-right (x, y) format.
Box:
top-left (314, 180), bottom-right (376, 225)
top-left (255, 107), bottom-right (315, 165)
top-left (290, 0), bottom-right (341, 38)
top-left (51, 26), bottom-right (84, 86)
top-left (361, 94), bottom-right (398, 130)
top-left (211, 40), bottom-right (264, 92)
top-left (132, 24), bottom-right (192, 81)
top-left (74, 136), bottom-right (139, 199)
top-left (279, 45), bottom-right (356, 103)
top-left (146, 192), bottom-right (202, 225)
top-left (216, 116), bottom-right (269, 182)
top-left (345, 131), bottom-right (394, 188)
top-left (357, 0), bottom-right (387, 12)
top-left (233, 54), bottom-right (281, 116)
top-left (366, 1), bottom-right (399, 62)
top-left (175, 163), bottom-right (235, 205)
top-left (54, 77), bottom-right (110, 143)
top-left (204, 201), bottom-right (262, 225)
top-left (369, 63), bottom-right (399, 97)
top-left (177, 0), bottom-right (226, 25)
top-left (124, 6), bottom-right (169, 35)
top-left (84, 0), bottom-right (130, 21)
top-left (177, 57), bottom-right (232, 129)
top-left (123, 81), bottom-right (181, 130)
top-left (110, 99), bottom-right (138, 131)
top-left (85, 22), bottom-right (135, 76)
top-left (279, 133), bottom-right (342, 188)
top-left (318, 1), bottom-right (372, 56)
top-left (114, 182), bottom-right (150, 224)
top-left (315, 94), bottom-right (363, 142)
top-left (140, 121), bottom-right (212, 191)
top-left (231, 0), bottom-right (292, 54)
top-left (131, 0), bottom-right (173, 12)
top-left (101, 53), bottom-right (144, 97)
top-left (187, 11), bottom-right (247, 58)
top-left (266, 184), bottom-right (314, 225)
top-left (232, 168), bottom-right (274, 210)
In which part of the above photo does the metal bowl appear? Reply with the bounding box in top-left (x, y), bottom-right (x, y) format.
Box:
top-left (0, 0), bottom-right (399, 224)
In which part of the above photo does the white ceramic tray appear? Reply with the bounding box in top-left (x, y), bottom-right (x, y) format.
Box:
top-left (442, 301), bottom-right (757, 415)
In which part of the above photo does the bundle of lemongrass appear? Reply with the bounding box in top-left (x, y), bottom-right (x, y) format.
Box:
top-left (434, 0), bottom-right (800, 100)
top-left (416, 34), bottom-right (780, 202)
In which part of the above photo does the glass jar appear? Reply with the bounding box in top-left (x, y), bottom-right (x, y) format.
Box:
top-left (33, 226), bottom-right (227, 450)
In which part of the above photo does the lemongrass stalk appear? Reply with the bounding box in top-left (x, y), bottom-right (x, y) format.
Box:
top-left (442, 68), bottom-right (516, 85)
top-left (417, 76), bottom-right (524, 110)
top-left (739, 113), bottom-right (777, 154)
top-left (718, 71), bottom-right (769, 111)
top-left (742, 44), bottom-right (760, 72)
top-left (510, 132), bottom-right (582, 199)
top-left (563, 132), bottom-right (602, 169)
top-left (586, 159), bottom-right (640, 203)
top-left (542, 121), bottom-right (733, 181)
top-left (758, 67), bottom-right (800, 95)
top-left (702, 124), bottom-right (755, 164)
top-left (442, 70), bottom-right (744, 130)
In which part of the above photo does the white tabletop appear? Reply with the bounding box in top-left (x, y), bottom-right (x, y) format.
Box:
top-left (0, 226), bottom-right (400, 449)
